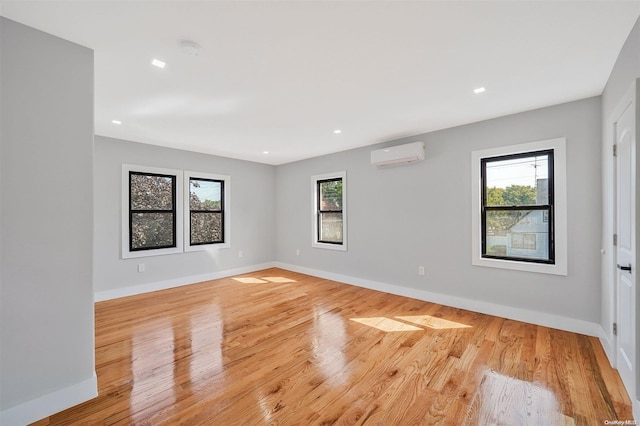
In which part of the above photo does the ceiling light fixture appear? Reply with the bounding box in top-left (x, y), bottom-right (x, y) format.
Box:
top-left (263, 151), bottom-right (269, 154)
top-left (151, 58), bottom-right (166, 69)
top-left (473, 87), bottom-right (486, 94)
top-left (333, 129), bottom-right (342, 134)
top-left (112, 120), bottom-right (122, 125)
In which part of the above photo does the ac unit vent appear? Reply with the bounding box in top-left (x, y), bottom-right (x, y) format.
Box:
top-left (371, 141), bottom-right (425, 167)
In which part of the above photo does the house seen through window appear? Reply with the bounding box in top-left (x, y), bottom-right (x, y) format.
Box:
top-left (481, 150), bottom-right (554, 264)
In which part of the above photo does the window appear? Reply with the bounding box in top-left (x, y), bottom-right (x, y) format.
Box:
top-left (130, 172), bottom-right (177, 250)
top-left (122, 166), bottom-right (230, 257)
top-left (122, 165), bottom-right (183, 258)
top-left (184, 171), bottom-right (230, 251)
top-left (471, 138), bottom-right (567, 275)
top-left (312, 172), bottom-right (347, 251)
top-left (481, 149), bottom-right (554, 263)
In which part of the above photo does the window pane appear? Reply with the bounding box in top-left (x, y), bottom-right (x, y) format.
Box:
top-left (131, 212), bottom-right (174, 249)
top-left (485, 210), bottom-right (548, 260)
top-left (485, 155), bottom-right (549, 206)
top-left (319, 212), bottom-right (343, 243)
top-left (190, 179), bottom-right (222, 211)
top-left (191, 212), bottom-right (223, 244)
top-left (319, 180), bottom-right (342, 211)
top-left (131, 174), bottom-right (174, 210)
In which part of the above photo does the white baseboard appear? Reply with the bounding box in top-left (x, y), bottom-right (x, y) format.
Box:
top-left (598, 328), bottom-right (640, 421)
top-left (0, 373), bottom-right (97, 426)
top-left (275, 262), bottom-right (602, 337)
top-left (94, 262), bottom-right (277, 301)
top-left (598, 326), bottom-right (616, 367)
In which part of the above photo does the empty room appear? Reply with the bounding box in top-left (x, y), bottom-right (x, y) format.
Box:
top-left (2, 1), bottom-right (640, 425)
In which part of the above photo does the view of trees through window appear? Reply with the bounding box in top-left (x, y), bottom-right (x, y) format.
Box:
top-left (189, 178), bottom-right (223, 245)
top-left (485, 185), bottom-right (537, 243)
top-left (318, 178), bottom-right (343, 244)
top-left (130, 173), bottom-right (176, 250)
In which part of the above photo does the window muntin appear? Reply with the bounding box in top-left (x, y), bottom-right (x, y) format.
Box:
top-left (317, 178), bottom-right (343, 244)
top-left (481, 150), bottom-right (554, 264)
top-left (188, 177), bottom-right (224, 245)
top-left (129, 172), bottom-right (177, 251)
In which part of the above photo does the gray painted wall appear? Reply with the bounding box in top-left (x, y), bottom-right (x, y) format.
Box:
top-left (601, 16), bottom-right (640, 348)
top-left (603, 18), bottom-right (640, 118)
top-left (276, 97), bottom-right (602, 323)
top-left (1, 18), bottom-right (95, 410)
top-left (94, 136), bottom-right (276, 293)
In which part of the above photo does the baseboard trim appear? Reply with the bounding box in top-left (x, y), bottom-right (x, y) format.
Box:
top-left (94, 262), bottom-right (277, 301)
top-left (0, 373), bottom-right (97, 426)
top-left (598, 326), bottom-right (616, 367)
top-left (275, 262), bottom-right (602, 337)
top-left (597, 327), bottom-right (639, 421)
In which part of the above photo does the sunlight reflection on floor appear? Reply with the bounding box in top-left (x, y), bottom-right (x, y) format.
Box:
top-left (232, 277), bottom-right (268, 284)
top-left (463, 369), bottom-right (569, 426)
top-left (350, 317), bottom-right (423, 332)
top-left (396, 315), bottom-right (472, 330)
top-left (232, 276), bottom-right (297, 284)
top-left (350, 314), bottom-right (472, 332)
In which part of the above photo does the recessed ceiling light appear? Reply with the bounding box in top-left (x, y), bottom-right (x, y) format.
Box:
top-left (181, 40), bottom-right (201, 57)
top-left (473, 87), bottom-right (486, 94)
top-left (151, 58), bottom-right (166, 69)
top-left (263, 151), bottom-right (269, 154)
top-left (333, 129), bottom-right (342, 134)
top-left (112, 120), bottom-right (122, 125)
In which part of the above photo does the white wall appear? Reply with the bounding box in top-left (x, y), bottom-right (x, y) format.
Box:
top-left (276, 97), bottom-right (602, 331)
top-left (600, 16), bottom-right (640, 406)
top-left (93, 136), bottom-right (276, 299)
top-left (0, 18), bottom-right (97, 424)
top-left (601, 17), bottom-right (640, 354)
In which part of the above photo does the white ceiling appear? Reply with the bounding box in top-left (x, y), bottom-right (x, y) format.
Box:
top-left (2, 1), bottom-right (640, 165)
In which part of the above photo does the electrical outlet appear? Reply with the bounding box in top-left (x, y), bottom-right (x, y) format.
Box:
top-left (238, 250), bottom-right (243, 258)
top-left (296, 249), bottom-right (300, 256)
top-left (418, 266), bottom-right (425, 276)
top-left (138, 263), bottom-right (145, 273)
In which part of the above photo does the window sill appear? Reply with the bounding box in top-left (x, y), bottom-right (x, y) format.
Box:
top-left (472, 255), bottom-right (567, 276)
top-left (312, 242), bottom-right (347, 251)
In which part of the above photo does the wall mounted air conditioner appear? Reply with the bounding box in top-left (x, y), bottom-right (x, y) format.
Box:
top-left (370, 141), bottom-right (425, 167)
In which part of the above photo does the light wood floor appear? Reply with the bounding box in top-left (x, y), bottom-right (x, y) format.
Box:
top-left (33, 268), bottom-right (632, 425)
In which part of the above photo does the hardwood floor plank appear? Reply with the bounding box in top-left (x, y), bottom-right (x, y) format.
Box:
top-left (31, 268), bottom-right (632, 425)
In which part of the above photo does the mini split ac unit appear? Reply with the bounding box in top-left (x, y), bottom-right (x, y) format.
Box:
top-left (370, 141), bottom-right (425, 167)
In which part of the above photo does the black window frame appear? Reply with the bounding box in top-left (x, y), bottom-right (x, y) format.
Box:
top-left (188, 177), bottom-right (225, 246)
top-left (316, 177), bottom-right (343, 245)
top-left (480, 149), bottom-right (555, 264)
top-left (129, 171), bottom-right (177, 252)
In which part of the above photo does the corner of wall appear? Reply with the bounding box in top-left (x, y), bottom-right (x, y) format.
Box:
top-left (0, 374), bottom-right (97, 425)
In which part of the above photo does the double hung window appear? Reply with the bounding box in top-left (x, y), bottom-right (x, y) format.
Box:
top-left (185, 172), bottom-right (230, 251)
top-left (129, 171), bottom-right (178, 251)
top-left (312, 172), bottom-right (347, 251)
top-left (471, 138), bottom-right (567, 275)
top-left (481, 150), bottom-right (554, 264)
top-left (123, 165), bottom-right (183, 258)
